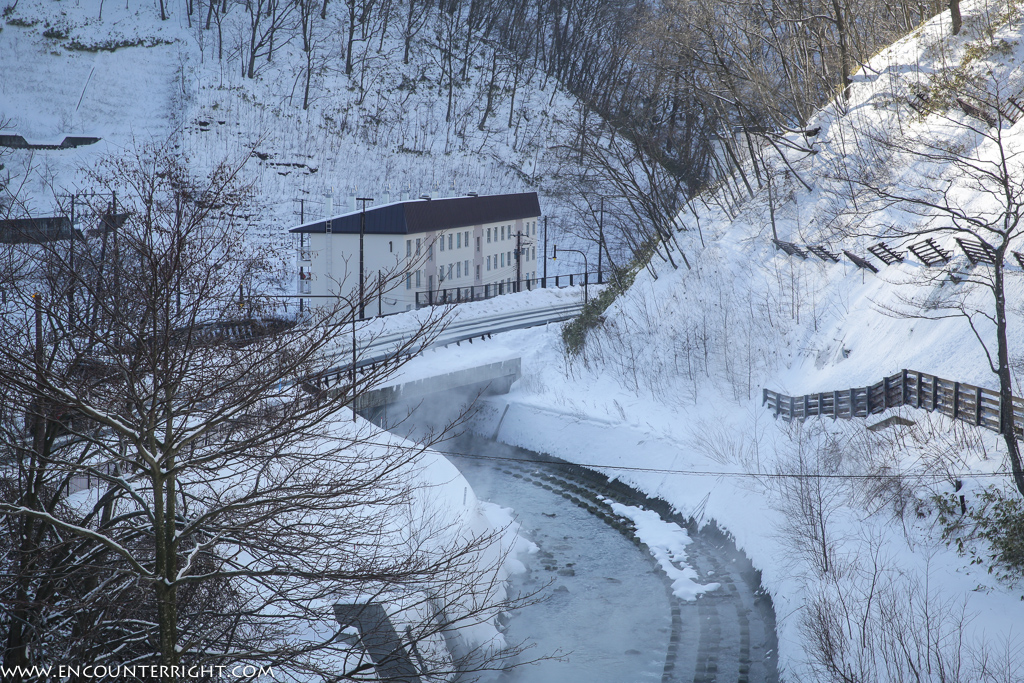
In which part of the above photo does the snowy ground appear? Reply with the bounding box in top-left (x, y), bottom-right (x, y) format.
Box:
top-left (8, 0), bottom-right (1024, 679)
top-left (0, 0), bottom-right (597, 291)
top-left (382, 1), bottom-right (1024, 679)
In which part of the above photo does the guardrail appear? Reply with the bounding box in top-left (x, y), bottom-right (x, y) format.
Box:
top-left (415, 271), bottom-right (599, 308)
top-left (314, 300), bottom-right (583, 390)
top-left (763, 369), bottom-right (1024, 434)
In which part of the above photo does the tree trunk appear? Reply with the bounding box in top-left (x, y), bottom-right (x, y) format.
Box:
top-left (831, 0), bottom-right (852, 101)
top-left (479, 52), bottom-right (498, 130)
top-left (949, 0), bottom-right (962, 35)
top-left (346, 0), bottom-right (356, 74)
top-left (153, 456), bottom-right (180, 682)
top-left (994, 259), bottom-right (1024, 496)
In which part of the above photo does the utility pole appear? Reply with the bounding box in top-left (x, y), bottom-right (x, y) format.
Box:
top-left (68, 193), bottom-right (76, 325)
top-left (356, 197), bottom-right (373, 319)
top-left (515, 230), bottom-right (522, 292)
top-left (597, 196), bottom-right (603, 285)
top-left (543, 217), bottom-right (548, 288)
top-left (351, 305), bottom-right (357, 422)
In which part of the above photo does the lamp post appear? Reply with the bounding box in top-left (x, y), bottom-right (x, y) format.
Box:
top-left (356, 197), bottom-right (373, 319)
top-left (552, 245), bottom-right (588, 305)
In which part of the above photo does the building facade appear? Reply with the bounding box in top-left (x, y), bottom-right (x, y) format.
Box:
top-left (291, 192), bottom-right (542, 315)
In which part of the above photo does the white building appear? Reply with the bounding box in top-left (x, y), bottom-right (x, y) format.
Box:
top-left (291, 192), bottom-right (542, 314)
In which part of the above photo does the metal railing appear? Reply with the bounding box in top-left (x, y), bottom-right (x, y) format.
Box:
top-left (313, 300), bottom-right (585, 392)
top-left (415, 271), bottom-right (599, 308)
top-left (763, 370), bottom-right (1024, 434)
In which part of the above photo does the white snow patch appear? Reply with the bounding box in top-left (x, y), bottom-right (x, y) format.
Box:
top-left (610, 502), bottom-right (719, 600)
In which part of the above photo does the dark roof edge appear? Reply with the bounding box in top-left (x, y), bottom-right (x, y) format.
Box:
top-left (289, 192), bottom-right (541, 234)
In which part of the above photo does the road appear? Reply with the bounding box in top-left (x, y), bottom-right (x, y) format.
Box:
top-left (322, 294), bottom-right (585, 371)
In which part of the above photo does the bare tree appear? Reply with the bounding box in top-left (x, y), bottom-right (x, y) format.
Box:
top-left (239, 0), bottom-right (296, 78)
top-left (0, 144), bottom-right (528, 681)
top-left (801, 551), bottom-right (1019, 683)
top-left (829, 58), bottom-right (1024, 497)
top-left (563, 110), bottom-right (691, 275)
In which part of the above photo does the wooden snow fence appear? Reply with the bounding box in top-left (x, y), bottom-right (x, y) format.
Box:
top-left (763, 370), bottom-right (1024, 435)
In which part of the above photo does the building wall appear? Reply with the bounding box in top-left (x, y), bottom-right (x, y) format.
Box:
top-left (297, 215), bottom-right (541, 315)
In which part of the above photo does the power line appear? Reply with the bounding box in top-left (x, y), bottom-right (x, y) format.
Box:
top-left (360, 439), bottom-right (1013, 481)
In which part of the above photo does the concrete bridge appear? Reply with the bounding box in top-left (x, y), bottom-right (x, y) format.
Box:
top-left (350, 358), bottom-right (521, 416)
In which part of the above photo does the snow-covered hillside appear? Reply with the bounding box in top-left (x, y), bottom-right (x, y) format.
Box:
top-left (476, 1), bottom-right (1024, 680)
top-left (0, 0), bottom-right (588, 294)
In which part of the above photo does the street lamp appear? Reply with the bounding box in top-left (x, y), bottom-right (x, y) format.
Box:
top-left (356, 197), bottom-right (374, 319)
top-left (351, 197), bottom-right (373, 422)
top-left (551, 245), bottom-right (588, 306)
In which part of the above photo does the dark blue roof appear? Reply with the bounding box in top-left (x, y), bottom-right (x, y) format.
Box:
top-left (289, 192), bottom-right (541, 235)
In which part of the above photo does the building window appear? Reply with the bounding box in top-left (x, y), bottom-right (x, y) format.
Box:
top-left (464, 259), bottom-right (469, 276)
top-left (508, 251), bottom-right (512, 265)
top-left (416, 270), bottom-right (421, 287)
top-left (476, 236), bottom-right (480, 251)
top-left (500, 226), bottom-right (504, 240)
top-left (416, 238), bottom-right (421, 255)
top-left (457, 232), bottom-right (461, 249)
top-left (406, 273), bottom-right (412, 289)
top-left (464, 231), bottom-right (469, 246)
top-left (476, 264), bottom-right (480, 279)
top-left (457, 262), bottom-right (461, 278)
top-left (500, 253), bottom-right (505, 267)
top-left (448, 234), bottom-right (453, 250)
top-left (406, 240), bottom-right (412, 257)
top-left (487, 227), bottom-right (491, 243)
top-left (487, 255), bottom-right (491, 270)
top-left (429, 243), bottom-right (434, 259)
top-left (440, 234), bottom-right (445, 252)
top-left (532, 246), bottom-right (536, 260)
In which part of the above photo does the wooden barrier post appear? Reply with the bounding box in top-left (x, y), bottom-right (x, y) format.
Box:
top-left (953, 382), bottom-right (960, 420)
top-left (976, 386), bottom-right (983, 426)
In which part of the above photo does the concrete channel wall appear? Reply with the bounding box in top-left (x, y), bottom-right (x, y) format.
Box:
top-left (350, 358), bottom-right (521, 411)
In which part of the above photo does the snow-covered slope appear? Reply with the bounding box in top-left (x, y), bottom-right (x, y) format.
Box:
top-left (482, 1), bottom-right (1024, 679)
top-left (0, 0), bottom-right (587, 293)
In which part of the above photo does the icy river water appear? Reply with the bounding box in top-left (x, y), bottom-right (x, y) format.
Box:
top-left (383, 413), bottom-right (779, 683)
top-left (446, 433), bottom-right (672, 683)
